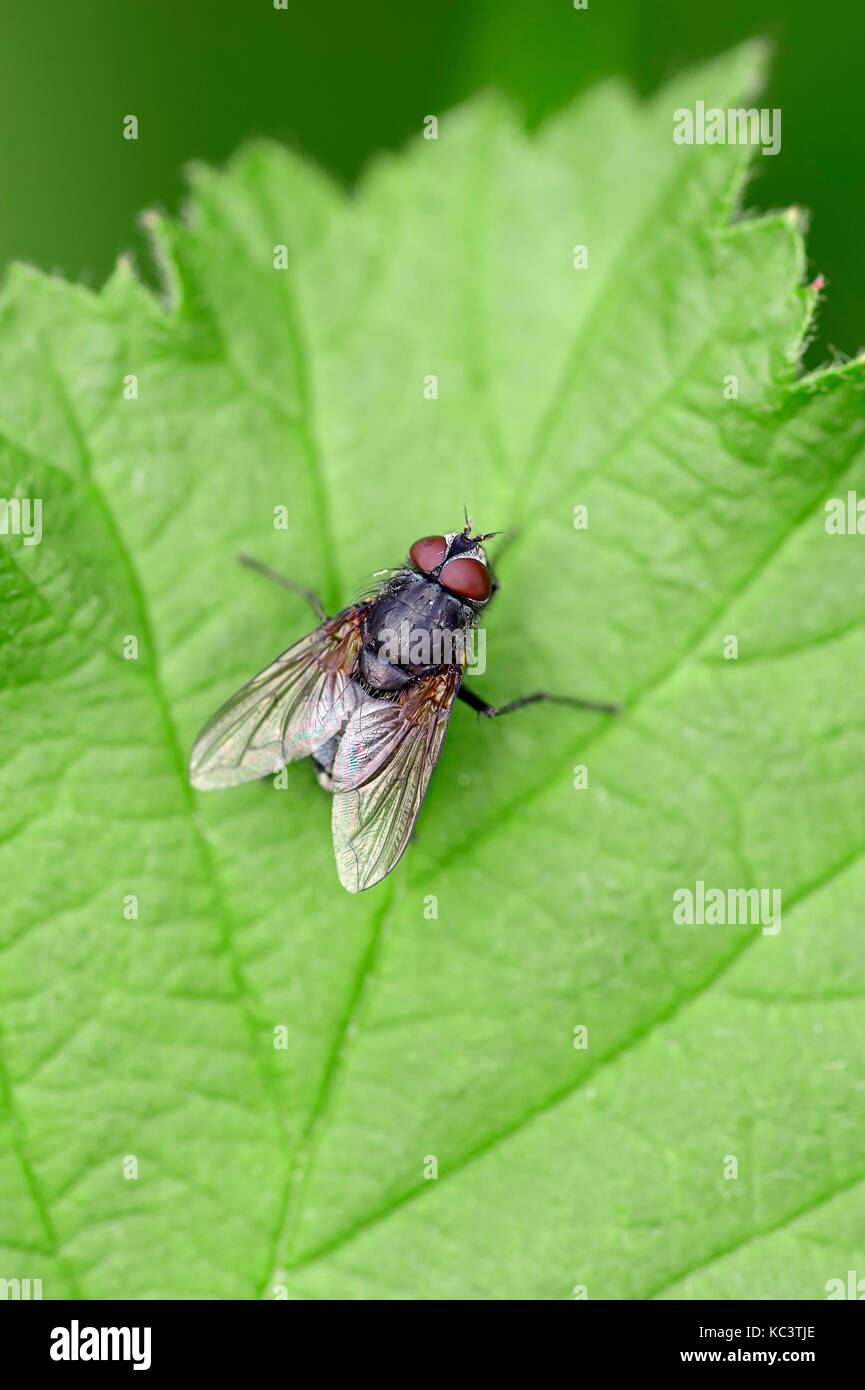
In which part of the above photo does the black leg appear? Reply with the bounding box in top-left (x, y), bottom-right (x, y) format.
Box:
top-left (458, 684), bottom-right (620, 718)
top-left (488, 526), bottom-right (520, 569)
top-left (486, 527), bottom-right (520, 599)
top-left (237, 553), bottom-right (327, 621)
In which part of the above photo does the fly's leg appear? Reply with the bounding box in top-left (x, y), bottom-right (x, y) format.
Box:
top-left (458, 685), bottom-right (621, 718)
top-left (486, 527), bottom-right (519, 600)
top-left (488, 526), bottom-right (519, 569)
top-left (237, 553), bottom-right (327, 621)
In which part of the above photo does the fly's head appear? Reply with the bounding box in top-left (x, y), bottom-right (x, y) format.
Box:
top-left (407, 518), bottom-right (497, 613)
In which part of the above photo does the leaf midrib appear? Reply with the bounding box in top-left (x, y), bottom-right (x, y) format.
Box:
top-left (271, 340), bottom-right (862, 1278)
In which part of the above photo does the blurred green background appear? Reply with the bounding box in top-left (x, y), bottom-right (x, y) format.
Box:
top-left (1, 0), bottom-right (860, 366)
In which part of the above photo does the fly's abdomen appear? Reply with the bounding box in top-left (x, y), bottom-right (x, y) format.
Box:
top-left (311, 732), bottom-right (341, 791)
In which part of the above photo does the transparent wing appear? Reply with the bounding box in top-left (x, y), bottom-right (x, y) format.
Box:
top-left (331, 665), bottom-right (462, 892)
top-left (189, 606), bottom-right (366, 790)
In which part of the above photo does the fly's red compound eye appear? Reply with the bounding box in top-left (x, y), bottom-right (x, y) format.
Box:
top-left (439, 556), bottom-right (492, 602)
top-left (410, 535), bottom-right (448, 572)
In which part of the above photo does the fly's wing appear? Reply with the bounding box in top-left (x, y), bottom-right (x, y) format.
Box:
top-left (331, 665), bottom-right (462, 892)
top-left (189, 606), bottom-right (367, 790)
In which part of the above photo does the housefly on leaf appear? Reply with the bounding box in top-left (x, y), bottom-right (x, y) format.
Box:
top-left (189, 521), bottom-right (619, 893)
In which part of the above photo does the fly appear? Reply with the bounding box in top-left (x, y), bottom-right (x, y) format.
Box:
top-left (188, 521), bottom-right (619, 892)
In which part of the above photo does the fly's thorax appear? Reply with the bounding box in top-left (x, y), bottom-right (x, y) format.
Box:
top-left (357, 646), bottom-right (416, 693)
top-left (362, 577), bottom-right (475, 681)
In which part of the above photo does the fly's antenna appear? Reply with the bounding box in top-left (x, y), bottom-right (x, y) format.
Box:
top-left (462, 509), bottom-right (500, 545)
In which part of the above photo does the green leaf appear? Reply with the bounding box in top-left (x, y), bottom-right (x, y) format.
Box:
top-left (1, 42), bottom-right (863, 1299)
